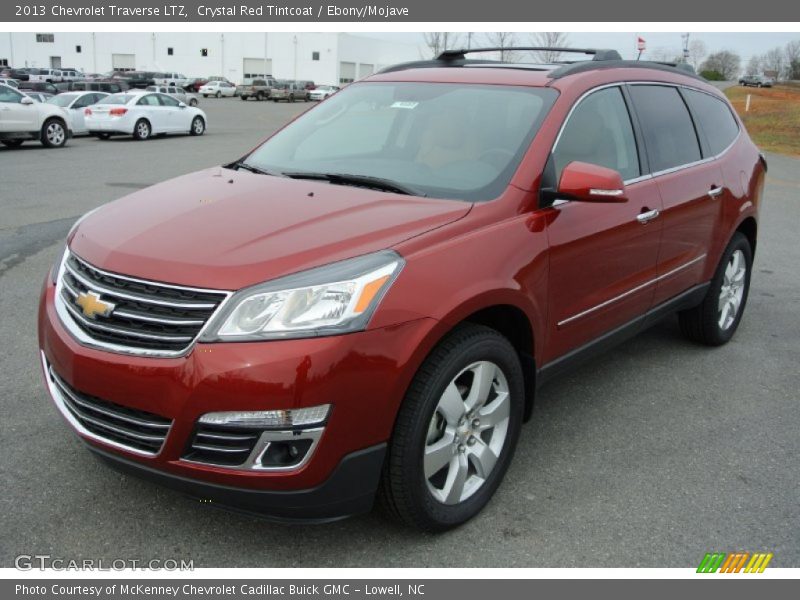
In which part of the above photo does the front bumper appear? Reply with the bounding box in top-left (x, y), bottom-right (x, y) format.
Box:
top-left (39, 275), bottom-right (436, 519)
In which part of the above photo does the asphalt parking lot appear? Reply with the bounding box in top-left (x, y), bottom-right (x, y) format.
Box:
top-left (1, 97), bottom-right (798, 568)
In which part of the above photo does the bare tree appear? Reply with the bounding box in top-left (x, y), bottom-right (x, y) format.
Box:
top-left (786, 40), bottom-right (800, 80)
top-left (530, 32), bottom-right (570, 63)
top-left (484, 32), bottom-right (520, 62)
top-left (649, 47), bottom-right (682, 63)
top-left (762, 47), bottom-right (786, 79)
top-left (745, 55), bottom-right (762, 76)
top-left (687, 39), bottom-right (708, 70)
top-left (700, 50), bottom-right (741, 80)
top-left (423, 32), bottom-right (463, 58)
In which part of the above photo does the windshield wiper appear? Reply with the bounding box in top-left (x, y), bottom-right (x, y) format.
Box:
top-left (283, 171), bottom-right (427, 197)
top-left (228, 161), bottom-right (283, 177)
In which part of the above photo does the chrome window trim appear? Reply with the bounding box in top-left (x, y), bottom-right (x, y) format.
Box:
top-left (549, 80), bottom-right (741, 200)
top-left (54, 251), bottom-right (234, 359)
top-left (41, 352), bottom-right (171, 457)
top-left (557, 254), bottom-right (707, 327)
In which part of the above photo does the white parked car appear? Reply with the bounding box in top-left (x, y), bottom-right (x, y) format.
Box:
top-left (85, 90), bottom-right (207, 140)
top-left (47, 91), bottom-right (109, 135)
top-left (145, 85), bottom-right (199, 106)
top-left (0, 83), bottom-right (71, 148)
top-left (309, 85), bottom-right (341, 101)
top-left (198, 81), bottom-right (236, 97)
top-left (153, 72), bottom-right (192, 88)
top-left (29, 68), bottom-right (63, 83)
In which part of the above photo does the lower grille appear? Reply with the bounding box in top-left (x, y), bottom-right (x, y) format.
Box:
top-left (48, 366), bottom-right (172, 455)
top-left (183, 425), bottom-right (261, 466)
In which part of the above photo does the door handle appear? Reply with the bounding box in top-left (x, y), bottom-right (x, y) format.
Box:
top-left (708, 186), bottom-right (724, 198)
top-left (637, 209), bottom-right (660, 224)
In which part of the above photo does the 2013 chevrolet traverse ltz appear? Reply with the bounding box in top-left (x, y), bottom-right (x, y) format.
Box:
top-left (39, 48), bottom-right (764, 531)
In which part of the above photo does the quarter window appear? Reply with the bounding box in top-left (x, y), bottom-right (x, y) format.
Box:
top-left (553, 87), bottom-right (640, 182)
top-left (682, 89), bottom-right (740, 156)
top-left (628, 85), bottom-right (702, 173)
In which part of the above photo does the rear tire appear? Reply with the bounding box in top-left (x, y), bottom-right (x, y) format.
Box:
top-left (678, 232), bottom-right (752, 346)
top-left (132, 119), bottom-right (151, 141)
top-left (380, 324), bottom-right (524, 532)
top-left (215, 91), bottom-right (221, 98)
top-left (40, 118), bottom-right (67, 148)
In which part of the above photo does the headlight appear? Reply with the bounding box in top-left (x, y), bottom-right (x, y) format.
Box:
top-left (201, 250), bottom-right (403, 342)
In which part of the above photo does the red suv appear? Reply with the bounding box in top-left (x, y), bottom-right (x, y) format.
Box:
top-left (38, 48), bottom-right (765, 531)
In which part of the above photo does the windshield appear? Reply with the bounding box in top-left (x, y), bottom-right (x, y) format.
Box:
top-left (243, 82), bottom-right (557, 201)
top-left (47, 94), bottom-right (78, 107)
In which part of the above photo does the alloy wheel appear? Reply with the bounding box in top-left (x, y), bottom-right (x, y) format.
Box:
top-left (47, 122), bottom-right (65, 146)
top-left (424, 361), bottom-right (510, 505)
top-left (718, 249), bottom-right (746, 330)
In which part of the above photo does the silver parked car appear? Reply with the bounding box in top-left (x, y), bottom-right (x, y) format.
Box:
top-left (145, 85), bottom-right (199, 106)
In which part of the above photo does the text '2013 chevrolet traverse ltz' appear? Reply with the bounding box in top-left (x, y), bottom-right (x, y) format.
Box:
top-left (39, 48), bottom-right (765, 531)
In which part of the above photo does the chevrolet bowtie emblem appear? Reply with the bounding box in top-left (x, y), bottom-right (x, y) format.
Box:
top-left (75, 291), bottom-right (115, 319)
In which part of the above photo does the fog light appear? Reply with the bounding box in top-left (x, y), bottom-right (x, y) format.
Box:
top-left (198, 404), bottom-right (330, 428)
top-left (260, 438), bottom-right (314, 467)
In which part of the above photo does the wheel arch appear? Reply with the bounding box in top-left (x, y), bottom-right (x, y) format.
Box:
top-left (404, 293), bottom-right (540, 424)
top-left (735, 216), bottom-right (757, 257)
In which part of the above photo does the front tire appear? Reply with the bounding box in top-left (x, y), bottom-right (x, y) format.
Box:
top-left (215, 91), bottom-right (221, 98)
top-left (132, 119), bottom-right (151, 141)
top-left (190, 116), bottom-right (205, 136)
top-left (40, 119), bottom-right (67, 148)
top-left (380, 324), bottom-right (524, 532)
top-left (679, 232), bottom-right (752, 346)
top-left (2, 139), bottom-right (24, 148)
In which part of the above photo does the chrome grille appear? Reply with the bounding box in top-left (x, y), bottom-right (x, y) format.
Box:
top-left (57, 252), bottom-right (229, 356)
top-left (183, 425), bottom-right (261, 466)
top-left (47, 365), bottom-right (172, 455)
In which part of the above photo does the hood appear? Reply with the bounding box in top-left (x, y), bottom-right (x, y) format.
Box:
top-left (69, 167), bottom-right (471, 290)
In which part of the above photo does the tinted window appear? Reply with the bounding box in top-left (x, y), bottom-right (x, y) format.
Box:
top-left (682, 89), bottom-right (739, 156)
top-left (137, 94), bottom-right (160, 106)
top-left (553, 87), bottom-right (640, 181)
top-left (158, 94), bottom-right (180, 107)
top-left (629, 85), bottom-right (701, 172)
top-left (0, 85), bottom-right (23, 103)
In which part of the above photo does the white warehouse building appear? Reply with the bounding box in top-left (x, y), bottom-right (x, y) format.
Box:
top-left (0, 32), bottom-right (423, 85)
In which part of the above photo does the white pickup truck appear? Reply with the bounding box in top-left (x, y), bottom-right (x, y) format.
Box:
top-left (152, 72), bottom-right (192, 88)
top-left (0, 83), bottom-right (72, 148)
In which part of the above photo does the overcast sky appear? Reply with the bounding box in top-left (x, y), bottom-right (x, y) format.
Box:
top-left (356, 32), bottom-right (800, 63)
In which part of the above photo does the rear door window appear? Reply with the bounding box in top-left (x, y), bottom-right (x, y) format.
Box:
top-left (682, 89), bottom-right (740, 156)
top-left (628, 85), bottom-right (702, 173)
top-left (553, 86), bottom-right (641, 182)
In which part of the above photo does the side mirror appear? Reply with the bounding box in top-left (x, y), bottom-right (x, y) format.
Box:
top-left (20, 96), bottom-right (34, 105)
top-left (557, 161), bottom-right (628, 203)
top-left (178, 101), bottom-right (187, 108)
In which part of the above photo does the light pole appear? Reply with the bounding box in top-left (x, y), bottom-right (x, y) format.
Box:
top-left (293, 35), bottom-right (298, 80)
top-left (264, 31), bottom-right (270, 79)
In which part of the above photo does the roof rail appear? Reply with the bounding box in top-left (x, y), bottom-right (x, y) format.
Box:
top-left (549, 59), bottom-right (704, 81)
top-left (437, 47), bottom-right (622, 62)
